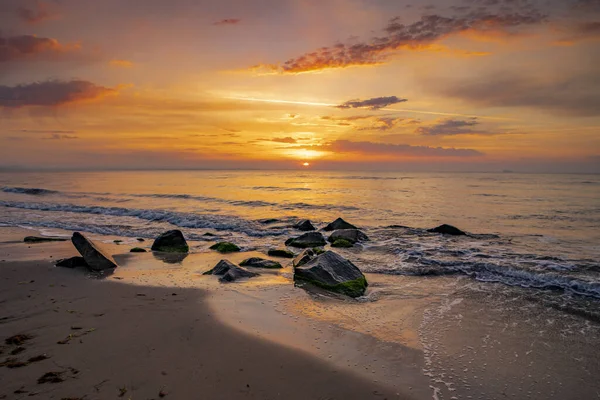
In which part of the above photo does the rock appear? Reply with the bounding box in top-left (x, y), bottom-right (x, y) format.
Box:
top-left (130, 247), bottom-right (147, 253)
top-left (239, 257), bottom-right (282, 269)
top-left (55, 256), bottom-right (88, 269)
top-left (220, 266), bottom-right (259, 282)
top-left (327, 229), bottom-right (369, 244)
top-left (203, 259), bottom-right (237, 275)
top-left (294, 251), bottom-right (368, 298)
top-left (136, 238), bottom-right (145, 242)
top-left (293, 249), bottom-right (316, 268)
top-left (428, 224), bottom-right (466, 236)
top-left (294, 219), bottom-right (316, 231)
top-left (24, 236), bottom-right (67, 243)
top-left (258, 218), bottom-right (279, 224)
top-left (268, 249), bottom-right (295, 258)
top-left (331, 239), bottom-right (353, 248)
top-left (209, 242), bottom-right (240, 253)
top-left (71, 232), bottom-right (118, 271)
top-left (113, 240), bottom-right (123, 244)
top-left (203, 260), bottom-right (259, 282)
top-left (285, 232), bottom-right (327, 248)
top-left (151, 230), bottom-right (189, 253)
top-left (323, 218), bottom-right (358, 232)
top-left (202, 232), bottom-right (217, 237)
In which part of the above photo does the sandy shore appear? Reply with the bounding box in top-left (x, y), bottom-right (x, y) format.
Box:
top-left (0, 228), bottom-right (426, 400)
top-left (2, 226), bottom-right (600, 400)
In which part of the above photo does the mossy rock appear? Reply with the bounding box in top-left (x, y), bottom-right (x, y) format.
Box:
top-left (296, 276), bottom-right (368, 298)
top-left (331, 239), bottom-right (353, 248)
top-left (312, 247), bottom-right (326, 255)
top-left (210, 242), bottom-right (241, 253)
top-left (24, 236), bottom-right (67, 243)
top-left (113, 240), bottom-right (123, 244)
top-left (130, 247), bottom-right (147, 253)
top-left (239, 258), bottom-right (282, 269)
top-left (268, 249), bottom-right (295, 258)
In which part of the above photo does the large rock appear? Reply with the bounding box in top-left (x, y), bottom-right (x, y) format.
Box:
top-left (239, 257), bottom-right (282, 269)
top-left (294, 219), bottom-right (316, 231)
top-left (327, 229), bottom-right (369, 244)
top-left (71, 232), bottom-right (118, 271)
top-left (428, 224), bottom-right (466, 236)
top-left (294, 251), bottom-right (368, 298)
top-left (203, 260), bottom-right (259, 282)
top-left (151, 230), bottom-right (189, 253)
top-left (55, 256), bottom-right (88, 269)
top-left (285, 232), bottom-right (326, 248)
top-left (323, 218), bottom-right (358, 232)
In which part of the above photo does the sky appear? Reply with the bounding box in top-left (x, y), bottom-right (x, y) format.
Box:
top-left (0, 0), bottom-right (599, 172)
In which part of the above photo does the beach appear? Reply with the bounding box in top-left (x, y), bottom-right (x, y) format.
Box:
top-left (2, 224), bottom-right (600, 400)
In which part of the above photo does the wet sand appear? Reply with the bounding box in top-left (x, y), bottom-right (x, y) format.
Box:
top-left (0, 228), bottom-right (424, 400)
top-left (2, 226), bottom-right (599, 400)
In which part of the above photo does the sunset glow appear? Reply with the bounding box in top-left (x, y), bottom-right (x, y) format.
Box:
top-left (0, 0), bottom-right (598, 172)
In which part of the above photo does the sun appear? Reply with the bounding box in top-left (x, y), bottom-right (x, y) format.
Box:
top-left (303, 162), bottom-right (310, 167)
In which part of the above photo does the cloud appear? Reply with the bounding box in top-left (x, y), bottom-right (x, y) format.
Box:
top-left (43, 133), bottom-right (79, 140)
top-left (327, 140), bottom-right (483, 157)
top-left (109, 59), bottom-right (134, 68)
top-left (336, 96), bottom-right (407, 110)
top-left (16, 1), bottom-right (58, 24)
top-left (255, 11), bottom-right (545, 73)
top-left (416, 118), bottom-right (497, 136)
top-left (214, 18), bottom-right (241, 25)
top-left (0, 80), bottom-right (118, 108)
top-left (435, 71), bottom-right (600, 116)
top-left (0, 34), bottom-right (80, 63)
top-left (258, 137), bottom-right (297, 144)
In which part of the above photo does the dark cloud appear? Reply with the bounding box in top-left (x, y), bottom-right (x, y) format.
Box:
top-left (416, 119), bottom-right (497, 136)
top-left (43, 133), bottom-right (79, 140)
top-left (435, 71), bottom-right (600, 116)
top-left (16, 1), bottom-right (58, 24)
top-left (257, 10), bottom-right (545, 73)
top-left (336, 96), bottom-right (407, 110)
top-left (0, 80), bottom-right (117, 108)
top-left (214, 18), bottom-right (240, 25)
top-left (0, 34), bottom-right (78, 63)
top-left (327, 140), bottom-right (483, 157)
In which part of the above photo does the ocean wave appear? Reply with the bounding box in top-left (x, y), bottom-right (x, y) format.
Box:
top-left (249, 186), bottom-right (312, 192)
top-left (2, 186), bottom-right (58, 195)
top-left (369, 261), bottom-right (600, 299)
top-left (0, 200), bottom-right (287, 238)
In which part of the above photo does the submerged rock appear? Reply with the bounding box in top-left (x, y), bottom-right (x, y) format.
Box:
top-left (71, 232), bottom-right (118, 271)
top-left (331, 239), bottom-right (353, 248)
top-left (130, 247), bottom-right (147, 253)
top-left (258, 218), bottom-right (279, 224)
top-left (294, 219), bottom-right (316, 231)
top-left (203, 259), bottom-right (259, 282)
top-left (239, 257), bottom-right (282, 269)
top-left (55, 256), bottom-right (88, 269)
top-left (24, 236), bottom-right (67, 243)
top-left (151, 230), bottom-right (189, 253)
top-left (285, 232), bottom-right (327, 248)
top-left (293, 249), bottom-right (316, 268)
top-left (268, 248), bottom-right (295, 258)
top-left (294, 251), bottom-right (368, 298)
top-left (327, 229), bottom-right (369, 244)
top-left (428, 224), bottom-right (466, 236)
top-left (209, 242), bottom-right (241, 253)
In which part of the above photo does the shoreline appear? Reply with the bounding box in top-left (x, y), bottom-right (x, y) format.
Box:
top-left (2, 226), bottom-right (600, 399)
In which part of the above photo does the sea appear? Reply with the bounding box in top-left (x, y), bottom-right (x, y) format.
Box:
top-left (1, 170), bottom-right (600, 398)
